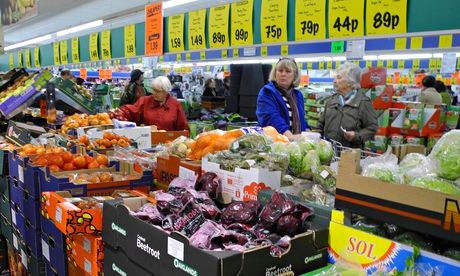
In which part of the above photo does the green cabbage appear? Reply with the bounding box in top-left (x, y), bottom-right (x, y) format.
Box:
top-left (363, 166), bottom-right (399, 183)
top-left (286, 143), bottom-right (303, 176)
top-left (410, 176), bottom-right (460, 195)
top-left (297, 138), bottom-right (316, 153)
top-left (299, 150), bottom-right (320, 179)
top-left (399, 153), bottom-right (427, 172)
top-left (270, 142), bottom-right (286, 155)
top-left (429, 130), bottom-right (460, 180)
top-left (316, 140), bottom-right (334, 164)
top-left (313, 165), bottom-right (336, 193)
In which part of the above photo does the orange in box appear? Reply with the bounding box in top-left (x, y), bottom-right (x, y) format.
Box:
top-left (41, 190), bottom-right (149, 235)
top-left (151, 130), bottom-right (189, 145)
top-left (66, 234), bottom-right (103, 276)
top-left (155, 155), bottom-right (202, 186)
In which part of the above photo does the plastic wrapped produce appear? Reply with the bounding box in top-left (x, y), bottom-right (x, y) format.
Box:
top-left (315, 140), bottom-right (334, 165)
top-left (352, 219), bottom-right (386, 237)
top-left (190, 220), bottom-right (226, 249)
top-left (168, 136), bottom-right (195, 158)
top-left (428, 130), bottom-right (460, 180)
top-left (409, 176), bottom-right (460, 195)
top-left (399, 153), bottom-right (433, 183)
top-left (221, 201), bottom-right (262, 226)
top-left (362, 148), bottom-right (400, 183)
top-left (229, 133), bottom-right (270, 153)
top-left (195, 172), bottom-right (221, 199)
top-left (299, 150), bottom-right (320, 179)
top-left (443, 248), bottom-right (460, 261)
top-left (131, 203), bottom-right (163, 225)
top-left (312, 165), bottom-right (336, 193)
top-left (393, 232), bottom-right (434, 252)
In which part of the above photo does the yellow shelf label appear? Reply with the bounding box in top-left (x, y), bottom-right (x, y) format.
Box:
top-left (60, 40), bottom-right (68, 65)
top-left (366, 60), bottom-right (372, 68)
top-left (185, 53), bottom-right (191, 61)
top-left (209, 4), bottom-right (230, 48)
top-left (233, 48), bottom-right (239, 58)
top-left (9, 54), bottom-right (14, 69)
top-left (439, 34), bottom-right (453, 48)
top-left (231, 0), bottom-right (253, 46)
top-left (410, 36), bottom-right (423, 49)
top-left (200, 52), bottom-right (206, 60)
top-left (33, 47), bottom-right (40, 68)
top-left (328, 0), bottom-right (364, 38)
top-left (17, 51), bottom-right (23, 68)
top-left (318, 61), bottom-right (325, 69)
top-left (394, 37), bottom-right (406, 50)
top-left (89, 33), bottom-right (99, 61)
top-left (335, 60), bottom-right (341, 69)
top-left (281, 45), bottom-right (289, 56)
top-left (176, 54), bottom-right (182, 62)
top-left (412, 59), bottom-right (420, 69)
top-left (377, 60), bottom-right (384, 67)
top-left (326, 61), bottom-right (333, 69)
top-left (307, 62), bottom-right (313, 69)
top-left (168, 14), bottom-right (185, 52)
top-left (124, 24), bottom-right (136, 57)
top-left (261, 46), bottom-right (268, 57)
top-left (366, 0), bottom-right (407, 36)
top-left (71, 37), bottom-right (79, 63)
top-left (387, 60), bottom-right (393, 69)
top-left (101, 30), bottom-right (112, 60)
top-left (53, 42), bottom-right (60, 65)
top-left (295, 0), bottom-right (326, 41)
top-left (397, 59), bottom-right (405, 69)
top-left (260, 0), bottom-right (288, 43)
top-left (24, 49), bottom-right (31, 68)
top-left (188, 9), bottom-right (207, 50)
top-left (429, 58), bottom-right (437, 70)
top-left (221, 49), bottom-right (228, 59)
top-left (159, 56), bottom-right (164, 62)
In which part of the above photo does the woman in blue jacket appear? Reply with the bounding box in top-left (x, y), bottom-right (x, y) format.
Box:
top-left (256, 57), bottom-right (308, 141)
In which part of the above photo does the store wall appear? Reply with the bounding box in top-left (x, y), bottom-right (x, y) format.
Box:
top-left (2, 0), bottom-right (460, 71)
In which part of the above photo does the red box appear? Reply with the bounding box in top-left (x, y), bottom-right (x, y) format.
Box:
top-left (155, 155), bottom-right (202, 186)
top-left (361, 67), bottom-right (387, 88)
top-left (151, 130), bottom-right (189, 145)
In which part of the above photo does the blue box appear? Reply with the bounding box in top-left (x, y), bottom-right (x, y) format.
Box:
top-left (0, 175), bottom-right (9, 196)
top-left (0, 191), bottom-right (11, 223)
top-left (42, 233), bottom-right (67, 276)
top-left (9, 177), bottom-right (24, 212)
top-left (9, 177), bottom-right (42, 228)
top-left (41, 218), bottom-right (65, 250)
top-left (10, 201), bottom-right (24, 235)
top-left (12, 211), bottom-right (42, 257)
top-left (8, 151), bottom-right (43, 200)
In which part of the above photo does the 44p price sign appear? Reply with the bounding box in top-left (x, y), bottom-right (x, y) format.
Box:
top-left (231, 0), bottom-right (253, 46)
top-left (366, 0), bottom-right (407, 35)
top-left (328, 0), bottom-right (364, 38)
top-left (260, 0), bottom-right (288, 43)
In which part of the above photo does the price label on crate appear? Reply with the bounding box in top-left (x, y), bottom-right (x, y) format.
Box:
top-left (168, 14), bottom-right (185, 52)
top-left (124, 24), bottom-right (136, 57)
top-left (366, 0), bottom-right (407, 36)
top-left (260, 0), bottom-right (288, 43)
top-left (295, 0), bottom-right (326, 40)
top-left (328, 0), bottom-right (364, 38)
top-left (209, 4), bottom-right (230, 48)
top-left (188, 9), bottom-right (206, 50)
top-left (231, 0), bottom-right (253, 46)
top-left (42, 239), bottom-right (50, 261)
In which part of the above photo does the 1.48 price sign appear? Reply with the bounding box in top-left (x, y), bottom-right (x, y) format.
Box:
top-left (366, 0), bottom-right (407, 35)
top-left (328, 0), bottom-right (364, 38)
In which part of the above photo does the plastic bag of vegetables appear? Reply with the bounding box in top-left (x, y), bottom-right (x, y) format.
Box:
top-left (312, 165), bottom-right (336, 193)
top-left (299, 150), bottom-right (320, 179)
top-left (428, 130), bottom-right (460, 180)
top-left (399, 153), bottom-right (434, 184)
top-left (168, 136), bottom-right (195, 158)
top-left (361, 147), bottom-right (401, 183)
top-left (409, 176), bottom-right (460, 195)
top-left (315, 140), bottom-right (334, 165)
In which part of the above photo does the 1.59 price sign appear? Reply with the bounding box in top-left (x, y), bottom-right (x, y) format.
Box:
top-left (366, 0), bottom-right (407, 35)
top-left (168, 14), bottom-right (185, 52)
top-left (328, 0), bottom-right (364, 38)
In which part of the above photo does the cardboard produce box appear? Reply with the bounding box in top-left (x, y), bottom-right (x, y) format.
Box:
top-left (41, 218), bottom-right (67, 276)
top-left (155, 155), bottom-right (201, 186)
top-left (41, 190), bottom-right (149, 235)
top-left (201, 158), bottom-right (282, 202)
top-left (335, 149), bottom-right (460, 243)
top-left (102, 197), bottom-right (328, 276)
top-left (104, 245), bottom-right (153, 276)
top-left (67, 233), bottom-right (104, 276)
top-left (9, 231), bottom-right (46, 276)
top-left (151, 127), bottom-right (189, 145)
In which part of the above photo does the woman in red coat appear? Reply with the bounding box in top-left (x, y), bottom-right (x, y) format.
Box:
top-left (120, 76), bottom-right (189, 131)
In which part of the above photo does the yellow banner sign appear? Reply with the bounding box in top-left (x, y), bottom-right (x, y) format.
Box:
top-left (101, 30), bottom-right (111, 60)
top-left (60, 40), bottom-right (68, 65)
top-left (328, 0), bottom-right (364, 38)
top-left (17, 51), bottom-right (23, 68)
top-left (295, 0), bottom-right (326, 41)
top-left (53, 42), bottom-right (60, 65)
top-left (366, 0), bottom-right (407, 36)
top-left (71, 37), bottom-right (79, 63)
top-left (24, 49), bottom-right (31, 68)
top-left (9, 54), bottom-right (14, 69)
top-left (439, 34), bottom-right (453, 48)
top-left (188, 9), bottom-right (206, 50)
top-left (231, 0), bottom-right (253, 46)
top-left (168, 14), bottom-right (185, 52)
top-left (209, 4), bottom-right (230, 48)
top-left (124, 24), bottom-right (136, 57)
top-left (89, 33), bottom-right (99, 61)
top-left (260, 0), bottom-right (288, 43)
top-left (34, 47), bottom-right (40, 68)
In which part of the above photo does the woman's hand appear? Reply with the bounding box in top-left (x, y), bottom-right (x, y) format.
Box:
top-left (283, 130), bottom-right (302, 142)
top-left (343, 131), bottom-right (355, 141)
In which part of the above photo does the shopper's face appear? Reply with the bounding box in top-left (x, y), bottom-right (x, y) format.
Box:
top-left (276, 66), bottom-right (295, 89)
top-left (152, 86), bottom-right (168, 102)
top-left (334, 73), bottom-right (353, 95)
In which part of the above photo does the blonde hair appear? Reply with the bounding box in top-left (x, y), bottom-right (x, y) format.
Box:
top-left (269, 58), bottom-right (300, 87)
top-left (152, 76), bottom-right (172, 92)
top-left (336, 63), bottom-right (362, 90)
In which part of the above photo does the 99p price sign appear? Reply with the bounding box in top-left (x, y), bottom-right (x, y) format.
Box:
top-left (295, 0), bottom-right (326, 41)
top-left (168, 14), bottom-right (185, 52)
top-left (260, 0), bottom-right (288, 43)
top-left (209, 4), bottom-right (229, 48)
top-left (328, 0), bottom-right (364, 38)
top-left (366, 0), bottom-right (407, 35)
top-left (231, 0), bottom-right (253, 46)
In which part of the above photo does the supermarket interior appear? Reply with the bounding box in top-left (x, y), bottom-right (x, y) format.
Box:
top-left (0, 0), bottom-right (460, 275)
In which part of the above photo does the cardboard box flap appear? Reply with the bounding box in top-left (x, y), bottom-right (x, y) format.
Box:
top-left (338, 150), bottom-right (361, 175)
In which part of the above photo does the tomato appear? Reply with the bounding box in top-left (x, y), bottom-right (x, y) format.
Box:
top-left (96, 155), bottom-right (108, 166)
top-left (61, 152), bottom-right (74, 163)
top-left (36, 148), bottom-right (46, 155)
top-left (50, 156), bottom-right (64, 168)
top-left (84, 155), bottom-right (95, 164)
top-left (34, 157), bottom-right (48, 167)
top-left (73, 156), bottom-right (87, 169)
top-left (88, 161), bottom-right (100, 169)
top-left (49, 165), bottom-right (61, 172)
top-left (62, 163), bottom-right (75, 171)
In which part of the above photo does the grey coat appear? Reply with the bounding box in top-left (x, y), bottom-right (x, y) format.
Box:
top-left (318, 90), bottom-right (378, 148)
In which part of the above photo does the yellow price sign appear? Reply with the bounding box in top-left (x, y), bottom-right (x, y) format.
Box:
top-left (176, 54), bottom-right (182, 62)
top-left (71, 37), bottom-right (80, 63)
top-left (101, 30), bottom-right (111, 59)
top-left (366, 60), bottom-right (372, 68)
top-left (281, 45), bottom-right (288, 56)
top-left (231, 0), bottom-right (253, 46)
top-left (457, 58), bottom-right (460, 69)
top-left (124, 24), bottom-right (136, 57)
top-left (366, 0), bottom-right (407, 36)
top-left (335, 60), bottom-right (341, 69)
top-left (328, 0), bottom-right (364, 38)
top-left (397, 60), bottom-right (405, 69)
top-left (394, 37), bottom-right (406, 50)
top-left (377, 60), bottom-right (384, 67)
top-left (295, 0), bottom-right (326, 41)
top-left (17, 51), bottom-right (23, 68)
top-left (209, 4), bottom-right (230, 48)
top-left (188, 9), bottom-right (206, 50)
top-left (185, 53), bottom-right (191, 61)
top-left (24, 49), bottom-right (31, 68)
top-left (261, 46), bottom-right (268, 57)
top-left (221, 49), bottom-right (228, 58)
top-left (168, 14), bottom-right (185, 52)
top-left (9, 54), bottom-right (14, 69)
top-left (318, 61), bottom-right (324, 69)
top-left (60, 40), bottom-right (68, 65)
top-left (436, 58), bottom-right (442, 69)
top-left (410, 36), bottom-right (423, 49)
top-left (233, 48), bottom-right (239, 58)
top-left (439, 34), bottom-right (453, 48)
top-left (429, 59), bottom-right (437, 70)
top-left (89, 33), bottom-right (99, 61)
top-left (387, 60), bottom-right (393, 69)
top-left (326, 61), bottom-right (333, 69)
top-left (260, 0), bottom-right (288, 43)
top-left (412, 59), bottom-right (420, 69)
top-left (307, 62), bottom-right (313, 70)
top-left (200, 52), bottom-right (206, 60)
top-left (53, 42), bottom-right (60, 65)
top-left (33, 47), bottom-right (40, 68)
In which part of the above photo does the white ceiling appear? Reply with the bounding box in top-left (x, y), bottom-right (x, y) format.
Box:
top-left (4, 0), bottom-right (233, 47)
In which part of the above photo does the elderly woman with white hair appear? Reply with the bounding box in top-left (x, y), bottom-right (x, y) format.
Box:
top-left (318, 63), bottom-right (377, 148)
top-left (119, 76), bottom-right (189, 131)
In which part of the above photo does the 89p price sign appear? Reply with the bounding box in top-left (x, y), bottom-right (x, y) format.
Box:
top-left (260, 0), bottom-right (288, 43)
top-left (366, 0), bottom-right (407, 35)
top-left (328, 0), bottom-right (364, 38)
top-left (209, 4), bottom-right (229, 48)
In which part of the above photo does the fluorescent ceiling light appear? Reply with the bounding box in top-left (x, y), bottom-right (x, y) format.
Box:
top-left (261, 59), bottom-right (279, 64)
top-left (232, 59), bottom-right (261, 64)
top-left (163, 0), bottom-right (199, 9)
top-left (378, 53), bottom-right (432, 60)
top-left (297, 57), bottom-right (320, 62)
top-left (363, 55), bottom-right (378, 60)
top-left (433, 53), bottom-right (460, 58)
top-left (4, 34), bottom-right (52, 51)
top-left (57, 20), bottom-right (103, 37)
